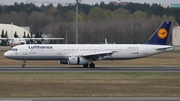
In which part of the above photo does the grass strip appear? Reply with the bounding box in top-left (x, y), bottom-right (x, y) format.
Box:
top-left (0, 72), bottom-right (180, 98)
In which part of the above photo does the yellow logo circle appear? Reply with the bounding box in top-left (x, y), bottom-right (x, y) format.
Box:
top-left (157, 28), bottom-right (168, 39)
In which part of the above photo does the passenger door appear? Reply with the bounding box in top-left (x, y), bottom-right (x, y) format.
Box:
top-left (57, 46), bottom-right (61, 55)
top-left (23, 46), bottom-right (28, 55)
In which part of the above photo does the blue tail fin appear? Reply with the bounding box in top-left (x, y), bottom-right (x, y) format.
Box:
top-left (145, 21), bottom-right (171, 45)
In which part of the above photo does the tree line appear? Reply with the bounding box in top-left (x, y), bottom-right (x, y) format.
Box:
top-left (0, 2), bottom-right (178, 44)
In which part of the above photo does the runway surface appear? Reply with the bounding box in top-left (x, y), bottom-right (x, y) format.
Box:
top-left (0, 98), bottom-right (180, 101)
top-left (0, 66), bottom-right (180, 72)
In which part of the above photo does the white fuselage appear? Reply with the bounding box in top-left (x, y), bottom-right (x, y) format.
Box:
top-left (4, 44), bottom-right (173, 60)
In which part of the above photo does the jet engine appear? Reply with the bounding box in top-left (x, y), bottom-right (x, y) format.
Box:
top-left (58, 57), bottom-right (89, 65)
top-left (68, 57), bottom-right (89, 65)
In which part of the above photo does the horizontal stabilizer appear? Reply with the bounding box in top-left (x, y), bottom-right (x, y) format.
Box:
top-left (156, 46), bottom-right (174, 51)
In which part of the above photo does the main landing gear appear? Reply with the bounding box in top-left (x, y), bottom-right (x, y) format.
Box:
top-left (83, 62), bottom-right (95, 68)
top-left (22, 60), bottom-right (26, 68)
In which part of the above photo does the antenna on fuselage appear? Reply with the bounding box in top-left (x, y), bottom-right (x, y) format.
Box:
top-left (105, 38), bottom-right (107, 44)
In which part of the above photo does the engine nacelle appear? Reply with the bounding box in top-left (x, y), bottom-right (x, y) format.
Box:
top-left (68, 57), bottom-right (89, 65)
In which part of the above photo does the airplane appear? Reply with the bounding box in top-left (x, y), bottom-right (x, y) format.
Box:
top-left (0, 37), bottom-right (64, 47)
top-left (4, 21), bottom-right (173, 68)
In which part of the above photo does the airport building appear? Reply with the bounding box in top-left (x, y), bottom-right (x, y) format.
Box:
top-left (172, 26), bottom-right (180, 46)
top-left (109, 1), bottom-right (129, 6)
top-left (170, 4), bottom-right (180, 8)
top-left (0, 23), bottom-right (30, 38)
top-left (160, 4), bottom-right (170, 8)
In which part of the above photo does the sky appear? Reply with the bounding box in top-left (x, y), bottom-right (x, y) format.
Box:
top-left (0, 0), bottom-right (180, 5)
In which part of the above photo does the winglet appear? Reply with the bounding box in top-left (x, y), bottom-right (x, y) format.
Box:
top-left (145, 21), bottom-right (171, 45)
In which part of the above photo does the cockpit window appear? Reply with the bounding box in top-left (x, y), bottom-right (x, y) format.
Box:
top-left (10, 48), bottom-right (18, 51)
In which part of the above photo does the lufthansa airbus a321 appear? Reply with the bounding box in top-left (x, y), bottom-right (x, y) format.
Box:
top-left (4, 21), bottom-right (173, 68)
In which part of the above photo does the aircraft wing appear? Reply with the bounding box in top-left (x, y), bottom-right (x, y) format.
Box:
top-left (74, 51), bottom-right (117, 60)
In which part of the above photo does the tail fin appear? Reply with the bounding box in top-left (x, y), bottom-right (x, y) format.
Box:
top-left (145, 21), bottom-right (171, 45)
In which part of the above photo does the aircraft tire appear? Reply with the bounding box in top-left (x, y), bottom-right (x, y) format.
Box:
top-left (90, 63), bottom-right (95, 68)
top-left (22, 64), bottom-right (26, 68)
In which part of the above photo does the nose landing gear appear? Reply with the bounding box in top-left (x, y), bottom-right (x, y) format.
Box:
top-left (22, 60), bottom-right (26, 68)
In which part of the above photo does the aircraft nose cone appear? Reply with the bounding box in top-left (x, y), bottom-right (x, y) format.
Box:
top-left (4, 51), bottom-right (10, 58)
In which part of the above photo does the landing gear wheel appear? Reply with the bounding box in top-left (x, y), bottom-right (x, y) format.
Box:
top-left (22, 64), bottom-right (26, 68)
top-left (90, 63), bottom-right (95, 68)
top-left (22, 60), bottom-right (26, 68)
top-left (83, 63), bottom-right (89, 68)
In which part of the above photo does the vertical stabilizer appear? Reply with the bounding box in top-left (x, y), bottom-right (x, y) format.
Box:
top-left (145, 21), bottom-right (171, 45)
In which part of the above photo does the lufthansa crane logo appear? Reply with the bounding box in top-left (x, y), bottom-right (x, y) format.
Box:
top-left (157, 28), bottom-right (168, 39)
